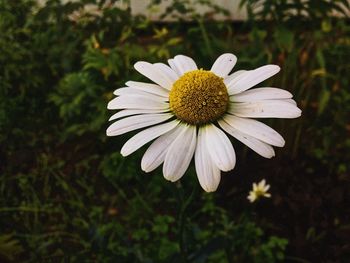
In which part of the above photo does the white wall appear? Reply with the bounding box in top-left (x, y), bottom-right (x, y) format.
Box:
top-left (36, 0), bottom-right (248, 20)
top-left (129, 0), bottom-right (247, 21)
top-left (37, 0), bottom-right (350, 21)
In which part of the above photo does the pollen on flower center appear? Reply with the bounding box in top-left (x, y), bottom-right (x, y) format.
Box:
top-left (169, 69), bottom-right (229, 125)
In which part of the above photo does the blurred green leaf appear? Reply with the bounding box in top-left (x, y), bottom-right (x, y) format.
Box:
top-left (274, 26), bottom-right (294, 52)
top-left (0, 234), bottom-right (24, 261)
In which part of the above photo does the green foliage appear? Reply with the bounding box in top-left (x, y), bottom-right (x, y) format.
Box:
top-left (196, 217), bottom-right (288, 263)
top-left (50, 71), bottom-right (107, 138)
top-left (241, 0), bottom-right (349, 25)
top-left (0, 234), bottom-right (24, 261)
top-left (0, 0), bottom-right (349, 262)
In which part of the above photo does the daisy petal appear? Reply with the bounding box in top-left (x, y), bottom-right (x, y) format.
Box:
top-left (125, 81), bottom-right (169, 97)
top-left (121, 120), bottom-right (179, 157)
top-left (113, 87), bottom-right (168, 101)
top-left (222, 115), bottom-right (285, 147)
top-left (229, 100), bottom-right (302, 119)
top-left (227, 65), bottom-right (280, 95)
top-left (258, 179), bottom-right (265, 188)
top-left (163, 125), bottom-right (197, 182)
top-left (106, 113), bottom-right (172, 136)
top-left (218, 119), bottom-right (275, 158)
top-left (141, 125), bottom-right (183, 172)
top-left (225, 70), bottom-right (250, 96)
top-left (284, 98), bottom-right (297, 105)
top-left (230, 88), bottom-right (293, 102)
top-left (224, 70), bottom-right (247, 84)
top-left (248, 193), bottom-right (256, 202)
top-left (173, 55), bottom-right (198, 75)
top-left (109, 109), bottom-right (167, 121)
top-left (168, 59), bottom-right (181, 77)
top-left (134, 61), bottom-right (174, 89)
top-left (107, 95), bottom-right (169, 110)
top-left (153, 63), bottom-right (179, 83)
top-left (211, 53), bottom-right (237, 77)
top-left (195, 128), bottom-right (221, 192)
top-left (205, 124), bottom-right (236, 172)
top-left (113, 87), bottom-right (126, 95)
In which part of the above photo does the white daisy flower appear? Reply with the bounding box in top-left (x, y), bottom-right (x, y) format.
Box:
top-left (107, 54), bottom-right (301, 192)
top-left (247, 179), bottom-right (271, 203)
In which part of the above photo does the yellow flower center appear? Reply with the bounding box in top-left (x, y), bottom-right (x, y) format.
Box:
top-left (254, 190), bottom-right (265, 198)
top-left (169, 69), bottom-right (229, 125)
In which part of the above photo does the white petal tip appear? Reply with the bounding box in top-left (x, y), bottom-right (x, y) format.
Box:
top-left (141, 167), bottom-right (150, 173)
top-left (108, 116), bottom-right (113, 121)
top-left (120, 149), bottom-right (128, 157)
top-left (203, 186), bottom-right (218, 193)
top-left (163, 174), bottom-right (178, 182)
top-left (133, 61), bottom-right (151, 75)
top-left (134, 61), bottom-right (147, 69)
top-left (106, 127), bottom-right (115, 136)
top-left (203, 189), bottom-right (215, 193)
top-left (224, 52), bottom-right (236, 57)
top-left (107, 102), bottom-right (114, 110)
top-left (271, 64), bottom-right (281, 72)
top-left (174, 54), bottom-right (185, 59)
top-left (222, 53), bottom-right (237, 64)
top-left (290, 108), bottom-right (302, 118)
top-left (141, 162), bottom-right (151, 173)
top-left (221, 166), bottom-right (235, 172)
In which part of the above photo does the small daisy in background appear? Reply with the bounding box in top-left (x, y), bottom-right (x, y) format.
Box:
top-left (106, 53), bottom-right (301, 192)
top-left (247, 179), bottom-right (271, 203)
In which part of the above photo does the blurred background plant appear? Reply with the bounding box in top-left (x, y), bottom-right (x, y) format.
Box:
top-left (0, 0), bottom-right (349, 262)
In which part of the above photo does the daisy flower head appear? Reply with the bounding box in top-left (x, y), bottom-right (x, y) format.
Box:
top-left (107, 54), bottom-right (301, 192)
top-left (247, 179), bottom-right (271, 203)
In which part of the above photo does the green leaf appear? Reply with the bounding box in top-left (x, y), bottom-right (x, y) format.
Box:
top-left (273, 26), bottom-right (294, 52)
top-left (0, 234), bottom-right (24, 261)
top-left (318, 88), bottom-right (330, 115)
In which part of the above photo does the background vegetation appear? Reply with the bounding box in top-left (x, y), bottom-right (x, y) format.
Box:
top-left (0, 0), bottom-right (349, 262)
